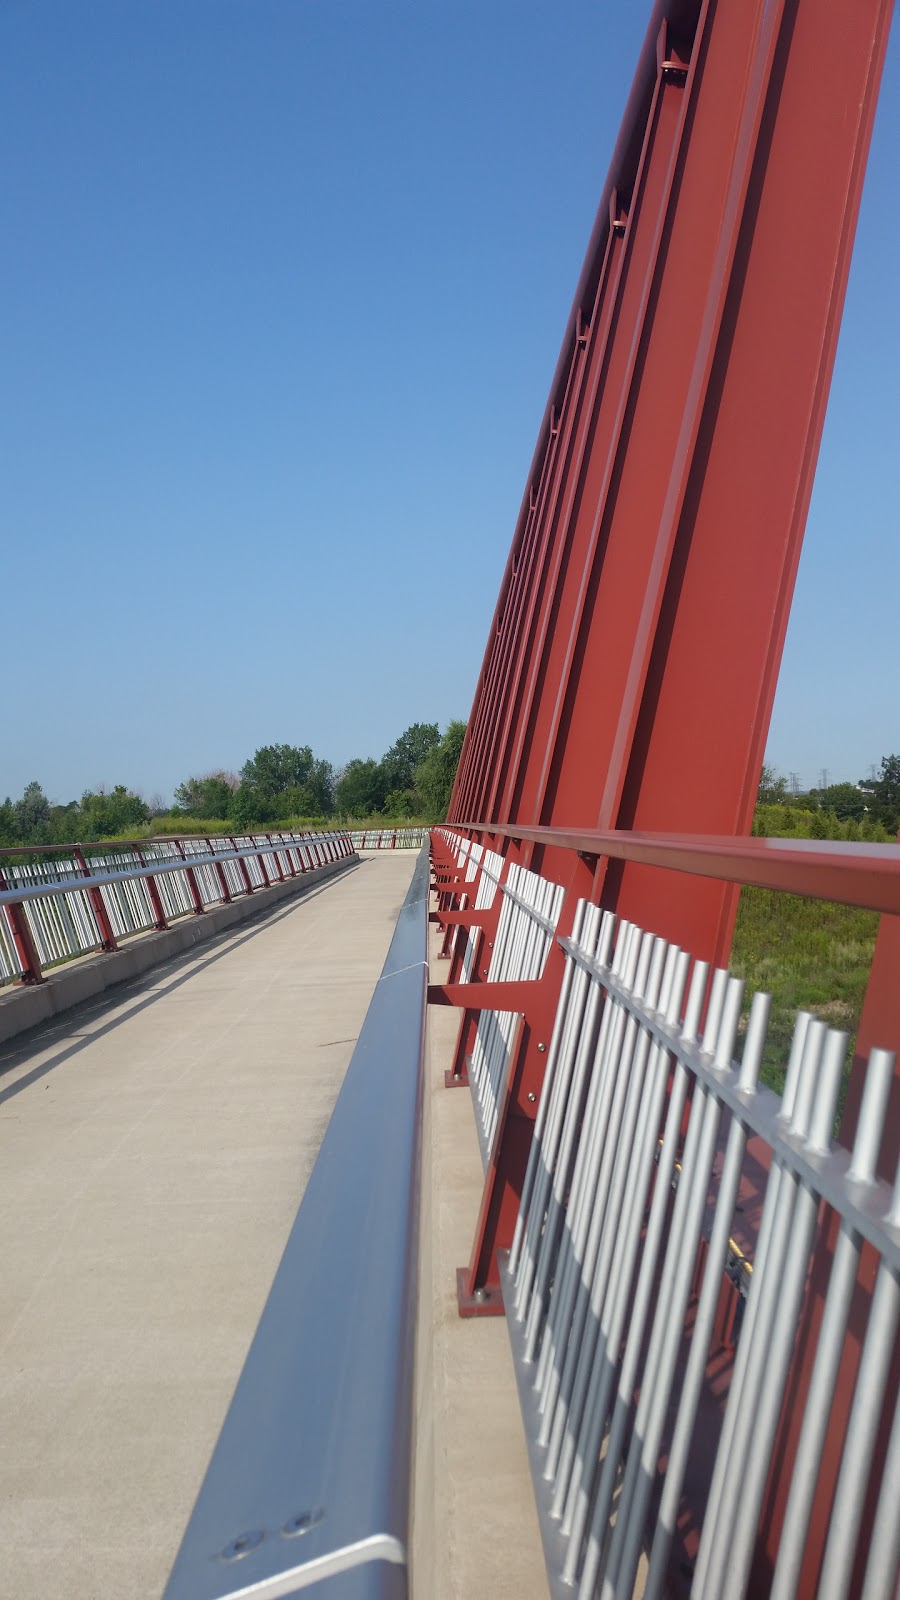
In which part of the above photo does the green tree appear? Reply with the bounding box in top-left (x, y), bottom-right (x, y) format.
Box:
top-left (757, 763), bottom-right (788, 804)
top-left (0, 797), bottom-right (16, 846)
top-left (334, 758), bottom-right (387, 817)
top-left (806, 782), bottom-right (868, 822)
top-left (382, 788), bottom-right (417, 818)
top-left (230, 783), bottom-right (275, 829)
top-left (239, 745), bottom-right (334, 816)
top-left (78, 786), bottom-right (150, 839)
top-left (173, 772), bottom-right (238, 817)
top-left (863, 755), bottom-right (900, 833)
top-left (13, 781), bottom-right (52, 843)
top-left (414, 721), bottom-right (466, 821)
top-left (381, 724), bottom-right (440, 794)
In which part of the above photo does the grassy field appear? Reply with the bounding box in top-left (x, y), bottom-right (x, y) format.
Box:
top-left (729, 888), bottom-right (879, 1101)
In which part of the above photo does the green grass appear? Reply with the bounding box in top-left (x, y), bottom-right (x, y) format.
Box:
top-left (142, 813), bottom-right (430, 836)
top-left (729, 887), bottom-right (878, 1099)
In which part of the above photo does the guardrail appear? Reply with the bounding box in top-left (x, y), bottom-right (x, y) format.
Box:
top-left (504, 905), bottom-right (898, 1600)
top-left (430, 823), bottom-right (900, 1598)
top-left (348, 827), bottom-right (428, 850)
top-left (0, 832), bottom-right (354, 987)
top-left (163, 844), bottom-right (430, 1600)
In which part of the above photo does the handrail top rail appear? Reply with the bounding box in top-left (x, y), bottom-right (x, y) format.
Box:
top-left (162, 845), bottom-right (430, 1600)
top-left (451, 822), bottom-right (900, 916)
top-left (0, 839), bottom-right (350, 908)
top-left (0, 829), bottom-right (346, 859)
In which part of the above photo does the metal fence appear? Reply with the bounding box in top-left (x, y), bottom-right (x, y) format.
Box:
top-left (163, 845), bottom-right (430, 1600)
top-left (347, 827), bottom-right (428, 850)
top-left (0, 832), bottom-right (354, 986)
top-left (433, 825), bottom-right (900, 1598)
top-left (466, 856), bottom-right (564, 1156)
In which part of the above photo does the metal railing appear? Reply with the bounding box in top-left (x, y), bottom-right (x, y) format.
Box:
top-left (163, 845), bottom-right (430, 1600)
top-left (347, 827), bottom-right (428, 850)
top-left (464, 854), bottom-right (564, 1155)
top-left (0, 831), bottom-right (354, 987)
top-left (502, 901), bottom-right (898, 1600)
top-left (433, 823), bottom-right (900, 1597)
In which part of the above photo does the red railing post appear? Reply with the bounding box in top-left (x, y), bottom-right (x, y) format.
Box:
top-left (133, 845), bottom-right (169, 931)
top-left (74, 846), bottom-right (117, 952)
top-left (230, 837), bottom-right (255, 896)
top-left (206, 838), bottom-right (232, 904)
top-left (0, 867), bottom-right (44, 984)
top-left (173, 839), bottom-right (205, 916)
top-left (268, 833), bottom-right (285, 884)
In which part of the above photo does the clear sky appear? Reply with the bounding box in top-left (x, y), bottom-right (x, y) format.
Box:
top-left (1, 1), bottom-right (897, 807)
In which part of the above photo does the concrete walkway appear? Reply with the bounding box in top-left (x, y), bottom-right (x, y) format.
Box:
top-left (0, 853), bottom-right (416, 1600)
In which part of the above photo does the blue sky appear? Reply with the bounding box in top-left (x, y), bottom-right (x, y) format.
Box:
top-left (1, 1), bottom-right (897, 806)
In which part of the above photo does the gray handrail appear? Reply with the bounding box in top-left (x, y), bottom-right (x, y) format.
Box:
top-left (162, 843), bottom-right (431, 1600)
top-left (0, 837), bottom-right (350, 907)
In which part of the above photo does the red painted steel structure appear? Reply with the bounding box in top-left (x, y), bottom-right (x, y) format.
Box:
top-left (431, 1), bottom-right (896, 1593)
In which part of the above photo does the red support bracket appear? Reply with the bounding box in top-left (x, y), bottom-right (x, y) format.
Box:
top-left (427, 980), bottom-right (542, 1011)
top-left (206, 838), bottom-right (232, 904)
top-left (432, 908), bottom-right (491, 929)
top-left (268, 834), bottom-right (286, 883)
top-left (0, 868), bottom-right (44, 984)
top-left (230, 838), bottom-right (255, 895)
top-left (173, 840), bottom-right (205, 916)
top-left (74, 847), bottom-right (118, 952)
top-left (134, 845), bottom-right (169, 930)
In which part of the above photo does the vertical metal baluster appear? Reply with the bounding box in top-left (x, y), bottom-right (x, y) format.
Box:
top-left (816, 1147), bottom-right (900, 1600)
top-left (510, 899), bottom-right (589, 1283)
top-left (512, 904), bottom-right (603, 1308)
top-left (601, 973), bottom-right (743, 1600)
top-left (535, 925), bottom-right (643, 1411)
top-left (643, 987), bottom-right (771, 1600)
top-left (529, 922), bottom-right (635, 1376)
top-left (698, 1016), bottom-right (830, 1600)
top-left (552, 935), bottom-right (668, 1514)
top-left (858, 1376), bottom-right (900, 1600)
top-left (770, 1046), bottom-right (895, 1599)
top-left (575, 957), bottom-right (710, 1600)
top-left (554, 941), bottom-right (675, 1533)
top-left (691, 1008), bottom-right (814, 1595)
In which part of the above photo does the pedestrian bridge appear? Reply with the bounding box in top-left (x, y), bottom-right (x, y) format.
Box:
top-left (2, 827), bottom-right (898, 1600)
top-left (3, 1), bottom-right (899, 1593)
top-left (0, 842), bottom-right (545, 1600)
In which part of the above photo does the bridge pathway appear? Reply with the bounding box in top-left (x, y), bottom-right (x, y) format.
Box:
top-left (0, 852), bottom-right (416, 1600)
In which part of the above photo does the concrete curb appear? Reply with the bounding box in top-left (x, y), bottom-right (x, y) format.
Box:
top-left (0, 855), bottom-right (357, 1047)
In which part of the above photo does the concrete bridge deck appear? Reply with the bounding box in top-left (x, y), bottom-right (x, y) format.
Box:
top-left (0, 853), bottom-right (544, 1600)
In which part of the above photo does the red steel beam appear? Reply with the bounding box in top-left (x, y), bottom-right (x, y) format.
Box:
top-left (440, 1), bottom-right (894, 1588)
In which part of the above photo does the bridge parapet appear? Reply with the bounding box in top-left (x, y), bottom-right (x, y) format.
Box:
top-left (163, 847), bottom-right (430, 1600)
top-left (430, 823), bottom-right (900, 1597)
top-left (0, 830), bottom-right (354, 988)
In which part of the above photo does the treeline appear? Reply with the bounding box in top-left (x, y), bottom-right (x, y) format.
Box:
top-left (0, 783), bottom-right (152, 849)
top-left (757, 755), bottom-right (900, 838)
top-left (0, 721), bottom-right (467, 849)
top-left (173, 722), bottom-right (466, 826)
